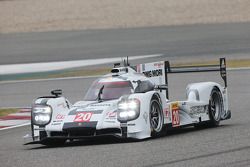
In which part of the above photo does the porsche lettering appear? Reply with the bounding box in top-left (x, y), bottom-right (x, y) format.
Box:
top-left (143, 69), bottom-right (162, 78)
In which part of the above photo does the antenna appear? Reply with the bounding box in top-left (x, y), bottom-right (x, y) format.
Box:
top-left (126, 56), bottom-right (130, 66)
top-left (123, 59), bottom-right (126, 66)
top-left (121, 57), bottom-right (130, 67)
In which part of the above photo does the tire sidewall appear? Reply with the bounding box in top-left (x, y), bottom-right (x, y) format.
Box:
top-left (150, 95), bottom-right (163, 137)
top-left (208, 87), bottom-right (223, 126)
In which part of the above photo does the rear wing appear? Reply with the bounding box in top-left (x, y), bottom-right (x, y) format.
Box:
top-left (137, 58), bottom-right (227, 99)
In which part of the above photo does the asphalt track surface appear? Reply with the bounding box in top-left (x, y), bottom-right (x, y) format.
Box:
top-left (1, 22), bottom-right (250, 65)
top-left (0, 69), bottom-right (250, 167)
top-left (1, 22), bottom-right (250, 167)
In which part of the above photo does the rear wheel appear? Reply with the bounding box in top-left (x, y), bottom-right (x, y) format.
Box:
top-left (194, 87), bottom-right (223, 128)
top-left (150, 96), bottom-right (163, 137)
top-left (208, 87), bottom-right (223, 126)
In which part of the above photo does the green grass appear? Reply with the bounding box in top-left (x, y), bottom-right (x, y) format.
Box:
top-left (173, 59), bottom-right (250, 68)
top-left (227, 59), bottom-right (250, 68)
top-left (0, 108), bottom-right (19, 117)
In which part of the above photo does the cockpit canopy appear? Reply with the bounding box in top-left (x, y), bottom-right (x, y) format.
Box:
top-left (84, 70), bottom-right (155, 101)
top-left (84, 80), bottom-right (133, 101)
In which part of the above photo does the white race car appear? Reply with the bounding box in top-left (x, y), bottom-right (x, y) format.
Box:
top-left (25, 58), bottom-right (231, 145)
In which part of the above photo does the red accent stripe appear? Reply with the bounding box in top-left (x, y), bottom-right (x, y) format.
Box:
top-left (19, 109), bottom-right (31, 113)
top-left (0, 115), bottom-right (31, 120)
top-left (99, 81), bottom-right (130, 86)
top-left (0, 126), bottom-right (8, 129)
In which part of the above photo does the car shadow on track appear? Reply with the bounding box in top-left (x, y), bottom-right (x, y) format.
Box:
top-left (27, 136), bottom-right (140, 150)
top-left (151, 124), bottom-right (232, 140)
top-left (27, 124), bottom-right (233, 150)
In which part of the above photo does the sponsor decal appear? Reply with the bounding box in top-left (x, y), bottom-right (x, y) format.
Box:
top-left (106, 111), bottom-right (117, 119)
top-left (137, 65), bottom-right (141, 73)
top-left (56, 114), bottom-right (65, 120)
top-left (74, 112), bottom-right (93, 122)
top-left (143, 69), bottom-right (163, 78)
top-left (171, 102), bottom-right (180, 127)
top-left (163, 108), bottom-right (169, 118)
top-left (90, 103), bottom-right (111, 107)
top-left (190, 105), bottom-right (208, 115)
top-left (142, 64), bottom-right (145, 71)
top-left (143, 112), bottom-right (148, 124)
top-left (53, 120), bottom-right (63, 123)
top-left (69, 109), bottom-right (103, 115)
top-left (154, 62), bottom-right (164, 68)
top-left (104, 121), bottom-right (116, 123)
top-left (51, 122), bottom-right (62, 125)
top-left (172, 102), bottom-right (178, 109)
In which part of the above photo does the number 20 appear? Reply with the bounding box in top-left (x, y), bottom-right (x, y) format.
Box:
top-left (74, 112), bottom-right (92, 122)
top-left (172, 110), bottom-right (180, 126)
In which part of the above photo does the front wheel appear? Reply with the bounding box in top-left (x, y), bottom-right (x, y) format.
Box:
top-left (150, 97), bottom-right (164, 137)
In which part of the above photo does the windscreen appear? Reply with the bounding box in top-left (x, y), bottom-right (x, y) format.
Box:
top-left (84, 80), bottom-right (133, 101)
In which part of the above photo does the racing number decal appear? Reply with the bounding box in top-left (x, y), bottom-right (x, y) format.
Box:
top-left (74, 112), bottom-right (93, 122)
top-left (172, 110), bottom-right (180, 127)
top-left (171, 102), bottom-right (180, 127)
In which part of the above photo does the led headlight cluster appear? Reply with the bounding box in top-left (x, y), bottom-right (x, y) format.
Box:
top-left (32, 105), bottom-right (52, 126)
top-left (117, 98), bottom-right (140, 122)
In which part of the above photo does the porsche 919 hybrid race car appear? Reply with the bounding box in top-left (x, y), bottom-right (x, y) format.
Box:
top-left (24, 58), bottom-right (231, 145)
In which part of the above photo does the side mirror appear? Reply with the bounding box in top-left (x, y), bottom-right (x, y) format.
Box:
top-left (154, 85), bottom-right (168, 90)
top-left (51, 89), bottom-right (62, 97)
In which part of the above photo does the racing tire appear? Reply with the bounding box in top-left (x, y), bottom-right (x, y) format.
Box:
top-left (149, 96), bottom-right (164, 137)
top-left (208, 87), bottom-right (223, 127)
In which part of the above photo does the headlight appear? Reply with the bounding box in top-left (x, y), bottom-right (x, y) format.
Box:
top-left (32, 105), bottom-right (52, 126)
top-left (117, 98), bottom-right (140, 122)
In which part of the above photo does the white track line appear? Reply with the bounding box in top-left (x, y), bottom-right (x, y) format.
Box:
top-left (0, 54), bottom-right (163, 75)
top-left (0, 75), bottom-right (101, 84)
top-left (228, 67), bottom-right (250, 71)
top-left (8, 112), bottom-right (31, 116)
top-left (0, 120), bottom-right (30, 127)
top-left (0, 122), bottom-right (30, 131)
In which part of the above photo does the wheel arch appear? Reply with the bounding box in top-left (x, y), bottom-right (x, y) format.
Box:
top-left (186, 82), bottom-right (224, 104)
top-left (126, 91), bottom-right (164, 139)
